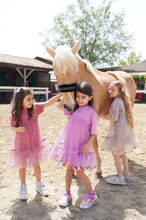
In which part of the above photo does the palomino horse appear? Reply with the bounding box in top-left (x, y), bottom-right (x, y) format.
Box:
top-left (45, 39), bottom-right (136, 178)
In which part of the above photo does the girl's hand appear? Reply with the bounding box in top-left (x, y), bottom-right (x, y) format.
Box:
top-left (108, 71), bottom-right (115, 76)
top-left (57, 98), bottom-right (64, 110)
top-left (82, 143), bottom-right (90, 154)
top-left (17, 126), bottom-right (26, 132)
top-left (108, 71), bottom-right (123, 82)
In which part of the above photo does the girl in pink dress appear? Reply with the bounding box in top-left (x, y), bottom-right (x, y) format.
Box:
top-left (49, 82), bottom-right (98, 210)
top-left (6, 87), bottom-right (62, 200)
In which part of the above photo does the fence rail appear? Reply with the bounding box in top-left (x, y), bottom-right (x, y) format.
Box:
top-left (136, 90), bottom-right (146, 94)
top-left (0, 86), bottom-right (50, 100)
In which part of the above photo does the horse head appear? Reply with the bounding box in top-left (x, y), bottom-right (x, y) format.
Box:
top-left (45, 39), bottom-right (81, 112)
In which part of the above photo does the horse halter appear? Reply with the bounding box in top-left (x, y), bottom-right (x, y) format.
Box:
top-left (58, 83), bottom-right (77, 93)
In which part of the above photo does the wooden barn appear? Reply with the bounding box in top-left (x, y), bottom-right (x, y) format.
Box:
top-left (0, 54), bottom-right (53, 103)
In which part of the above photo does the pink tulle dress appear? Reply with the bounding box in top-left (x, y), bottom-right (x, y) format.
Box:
top-left (48, 106), bottom-right (98, 171)
top-left (101, 97), bottom-right (137, 155)
top-left (6, 104), bottom-right (51, 168)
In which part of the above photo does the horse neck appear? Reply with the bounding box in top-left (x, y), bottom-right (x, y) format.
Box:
top-left (77, 58), bottom-right (98, 84)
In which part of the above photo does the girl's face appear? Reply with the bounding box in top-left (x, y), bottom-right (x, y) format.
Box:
top-left (22, 93), bottom-right (34, 110)
top-left (76, 91), bottom-right (92, 107)
top-left (108, 85), bottom-right (120, 98)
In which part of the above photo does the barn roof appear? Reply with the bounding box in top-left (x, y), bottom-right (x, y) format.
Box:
top-left (0, 54), bottom-right (53, 71)
top-left (119, 59), bottom-right (146, 72)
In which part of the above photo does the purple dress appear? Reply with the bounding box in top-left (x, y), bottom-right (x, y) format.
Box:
top-left (6, 104), bottom-right (51, 168)
top-left (49, 106), bottom-right (98, 171)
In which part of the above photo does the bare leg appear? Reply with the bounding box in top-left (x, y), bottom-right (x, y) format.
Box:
top-left (19, 168), bottom-right (26, 184)
top-left (33, 164), bottom-right (41, 182)
top-left (121, 154), bottom-right (129, 176)
top-left (66, 168), bottom-right (74, 191)
top-left (76, 169), bottom-right (93, 194)
top-left (112, 154), bottom-right (123, 178)
top-left (92, 137), bottom-right (102, 178)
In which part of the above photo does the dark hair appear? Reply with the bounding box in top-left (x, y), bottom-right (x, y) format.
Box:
top-left (11, 87), bottom-right (34, 126)
top-left (74, 82), bottom-right (93, 111)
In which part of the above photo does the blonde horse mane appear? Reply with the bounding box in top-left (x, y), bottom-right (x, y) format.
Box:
top-left (53, 45), bottom-right (78, 74)
top-left (76, 54), bottom-right (102, 83)
top-left (53, 45), bottom-right (101, 83)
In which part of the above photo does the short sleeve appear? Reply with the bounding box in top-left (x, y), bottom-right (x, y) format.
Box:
top-left (63, 107), bottom-right (71, 117)
top-left (34, 104), bottom-right (44, 116)
top-left (109, 100), bottom-right (120, 121)
top-left (90, 110), bottom-right (98, 135)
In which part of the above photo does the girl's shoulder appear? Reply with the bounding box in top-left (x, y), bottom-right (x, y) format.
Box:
top-left (112, 97), bottom-right (124, 106)
top-left (34, 103), bottom-right (44, 116)
top-left (87, 106), bottom-right (98, 119)
top-left (88, 106), bottom-right (98, 114)
top-left (111, 98), bottom-right (125, 112)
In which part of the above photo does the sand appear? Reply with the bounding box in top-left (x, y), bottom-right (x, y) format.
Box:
top-left (0, 103), bottom-right (146, 220)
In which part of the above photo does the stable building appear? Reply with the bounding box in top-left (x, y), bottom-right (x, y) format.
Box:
top-left (0, 54), bottom-right (53, 103)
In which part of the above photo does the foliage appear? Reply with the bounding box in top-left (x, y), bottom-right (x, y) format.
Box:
top-left (40, 0), bottom-right (134, 68)
top-left (119, 52), bottom-right (142, 66)
top-left (132, 75), bottom-right (146, 83)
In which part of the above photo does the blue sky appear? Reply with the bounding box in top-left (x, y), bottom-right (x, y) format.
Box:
top-left (0, 0), bottom-right (146, 65)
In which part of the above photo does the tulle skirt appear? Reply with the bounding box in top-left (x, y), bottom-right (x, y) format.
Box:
top-left (6, 138), bottom-right (51, 169)
top-left (101, 136), bottom-right (137, 155)
top-left (48, 121), bottom-right (98, 171)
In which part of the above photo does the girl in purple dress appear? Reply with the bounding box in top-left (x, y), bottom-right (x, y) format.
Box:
top-left (49, 82), bottom-right (98, 210)
top-left (6, 87), bottom-right (62, 200)
top-left (99, 72), bottom-right (137, 185)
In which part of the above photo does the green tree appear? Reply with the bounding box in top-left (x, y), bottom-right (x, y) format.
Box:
top-left (40, 0), bottom-right (134, 68)
top-left (119, 52), bottom-right (142, 66)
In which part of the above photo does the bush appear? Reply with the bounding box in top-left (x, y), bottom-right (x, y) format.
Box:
top-left (132, 75), bottom-right (146, 83)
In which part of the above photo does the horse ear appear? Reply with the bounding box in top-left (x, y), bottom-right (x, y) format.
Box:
top-left (45, 45), bottom-right (55, 58)
top-left (71, 38), bottom-right (81, 55)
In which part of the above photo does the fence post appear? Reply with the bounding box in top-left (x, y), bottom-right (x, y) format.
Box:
top-left (46, 88), bottom-right (48, 101)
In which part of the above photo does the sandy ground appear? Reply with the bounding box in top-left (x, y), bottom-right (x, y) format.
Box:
top-left (0, 103), bottom-right (146, 220)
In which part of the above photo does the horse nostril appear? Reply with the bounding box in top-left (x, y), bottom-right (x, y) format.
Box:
top-left (63, 103), bottom-right (77, 113)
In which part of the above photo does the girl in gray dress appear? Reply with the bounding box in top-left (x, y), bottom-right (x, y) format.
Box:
top-left (99, 72), bottom-right (137, 185)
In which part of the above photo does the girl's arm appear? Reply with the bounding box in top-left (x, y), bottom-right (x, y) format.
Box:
top-left (82, 134), bottom-right (96, 154)
top-left (108, 71), bottom-right (124, 82)
top-left (99, 114), bottom-right (117, 122)
top-left (57, 98), bottom-right (64, 110)
top-left (44, 93), bottom-right (62, 108)
top-left (11, 126), bottom-right (26, 132)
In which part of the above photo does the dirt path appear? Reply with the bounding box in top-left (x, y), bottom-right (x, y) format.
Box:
top-left (0, 103), bottom-right (146, 220)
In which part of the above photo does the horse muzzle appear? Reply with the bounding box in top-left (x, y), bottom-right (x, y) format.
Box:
top-left (59, 83), bottom-right (77, 112)
top-left (64, 102), bottom-right (77, 113)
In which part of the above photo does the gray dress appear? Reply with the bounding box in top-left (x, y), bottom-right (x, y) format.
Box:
top-left (101, 97), bottom-right (137, 155)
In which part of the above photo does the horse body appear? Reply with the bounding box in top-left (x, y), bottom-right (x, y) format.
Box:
top-left (45, 39), bottom-right (136, 177)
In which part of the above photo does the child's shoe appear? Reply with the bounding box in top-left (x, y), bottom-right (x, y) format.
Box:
top-left (124, 174), bottom-right (132, 183)
top-left (20, 184), bottom-right (27, 200)
top-left (80, 191), bottom-right (98, 209)
top-left (36, 181), bottom-right (48, 196)
top-left (106, 175), bottom-right (125, 185)
top-left (59, 191), bottom-right (72, 207)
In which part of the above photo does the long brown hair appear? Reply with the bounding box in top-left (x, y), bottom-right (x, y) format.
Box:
top-left (12, 87), bottom-right (34, 126)
top-left (110, 81), bottom-right (134, 130)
